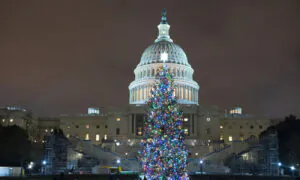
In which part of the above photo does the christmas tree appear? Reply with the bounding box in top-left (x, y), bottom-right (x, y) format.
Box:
top-left (139, 65), bottom-right (189, 180)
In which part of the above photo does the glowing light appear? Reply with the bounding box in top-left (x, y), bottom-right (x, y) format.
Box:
top-left (160, 52), bottom-right (168, 62)
top-left (116, 142), bottom-right (120, 146)
top-left (116, 159), bottom-right (121, 164)
top-left (200, 160), bottom-right (203, 164)
top-left (291, 166), bottom-right (295, 170)
top-left (278, 162), bottom-right (282, 167)
top-left (184, 118), bottom-right (188, 122)
top-left (96, 134), bottom-right (100, 141)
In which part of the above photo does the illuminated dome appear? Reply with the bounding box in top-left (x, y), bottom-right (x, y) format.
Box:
top-left (129, 10), bottom-right (199, 105)
top-left (138, 41), bottom-right (190, 67)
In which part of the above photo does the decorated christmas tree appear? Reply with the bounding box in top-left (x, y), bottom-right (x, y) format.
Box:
top-left (139, 65), bottom-right (189, 180)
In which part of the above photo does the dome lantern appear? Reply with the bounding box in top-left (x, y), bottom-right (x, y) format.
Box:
top-left (155, 9), bottom-right (173, 43)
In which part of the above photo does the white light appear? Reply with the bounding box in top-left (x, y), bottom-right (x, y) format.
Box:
top-left (116, 159), bottom-right (121, 164)
top-left (10, 119), bottom-right (14, 122)
top-left (291, 166), bottom-right (295, 170)
top-left (278, 162), bottom-right (282, 167)
top-left (200, 160), bottom-right (203, 164)
top-left (125, 152), bottom-right (128, 156)
top-left (206, 117), bottom-right (211, 122)
top-left (128, 139), bottom-right (131, 142)
top-left (184, 118), bottom-right (188, 122)
top-left (42, 160), bottom-right (47, 165)
top-left (195, 153), bottom-right (198, 156)
top-left (116, 142), bottom-right (120, 146)
top-left (160, 52), bottom-right (168, 62)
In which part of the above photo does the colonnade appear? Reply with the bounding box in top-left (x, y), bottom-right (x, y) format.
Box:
top-left (130, 84), bottom-right (198, 104)
top-left (135, 67), bottom-right (193, 79)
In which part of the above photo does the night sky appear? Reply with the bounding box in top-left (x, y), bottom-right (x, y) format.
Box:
top-left (1, 1), bottom-right (300, 117)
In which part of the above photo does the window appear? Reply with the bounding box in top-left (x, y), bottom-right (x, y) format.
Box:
top-left (86, 124), bottom-right (89, 129)
top-left (206, 128), bottom-right (211, 135)
top-left (259, 125), bottom-right (263, 129)
top-left (116, 118), bottom-right (121, 122)
top-left (116, 128), bottom-right (120, 135)
top-left (229, 136), bottom-right (233, 142)
top-left (105, 125), bottom-right (108, 128)
top-left (240, 133), bottom-right (244, 140)
top-left (66, 134), bottom-right (70, 138)
top-left (184, 128), bottom-right (188, 135)
top-left (220, 135), bottom-right (224, 140)
top-left (96, 134), bottom-right (100, 141)
top-left (104, 134), bottom-right (107, 140)
top-left (250, 125), bottom-right (254, 129)
top-left (96, 125), bottom-right (100, 128)
top-left (240, 125), bottom-right (243, 129)
top-left (75, 125), bottom-right (79, 128)
top-left (85, 133), bottom-right (89, 140)
top-left (228, 125), bottom-right (232, 129)
top-left (138, 127), bottom-right (142, 136)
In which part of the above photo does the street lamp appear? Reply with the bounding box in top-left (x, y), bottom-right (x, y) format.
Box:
top-left (116, 159), bottom-right (121, 174)
top-left (42, 160), bottom-right (47, 175)
top-left (200, 160), bottom-right (203, 175)
top-left (278, 162), bottom-right (282, 176)
top-left (291, 166), bottom-right (295, 177)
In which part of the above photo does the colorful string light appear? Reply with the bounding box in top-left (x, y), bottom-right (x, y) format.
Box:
top-left (139, 65), bottom-right (189, 180)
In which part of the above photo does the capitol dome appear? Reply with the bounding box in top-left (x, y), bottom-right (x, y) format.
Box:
top-left (138, 41), bottom-right (190, 67)
top-left (129, 10), bottom-right (199, 105)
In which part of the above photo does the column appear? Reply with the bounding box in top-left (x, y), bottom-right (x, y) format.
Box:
top-left (129, 90), bottom-right (132, 103)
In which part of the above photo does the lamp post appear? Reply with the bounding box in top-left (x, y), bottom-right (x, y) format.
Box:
top-left (200, 160), bottom-right (203, 175)
top-left (290, 166), bottom-right (295, 177)
top-left (42, 160), bottom-right (47, 175)
top-left (277, 162), bottom-right (282, 176)
top-left (116, 159), bottom-right (121, 174)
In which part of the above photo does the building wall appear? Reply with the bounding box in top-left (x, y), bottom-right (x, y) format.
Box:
top-left (220, 116), bottom-right (272, 144)
top-left (60, 115), bottom-right (108, 145)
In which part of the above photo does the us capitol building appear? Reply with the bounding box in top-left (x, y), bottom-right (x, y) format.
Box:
top-left (1, 10), bottom-right (280, 174)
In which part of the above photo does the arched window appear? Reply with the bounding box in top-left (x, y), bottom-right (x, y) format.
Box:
top-left (151, 69), bottom-right (155, 76)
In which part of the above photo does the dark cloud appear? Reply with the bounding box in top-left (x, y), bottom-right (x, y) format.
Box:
top-left (0, 1), bottom-right (299, 117)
